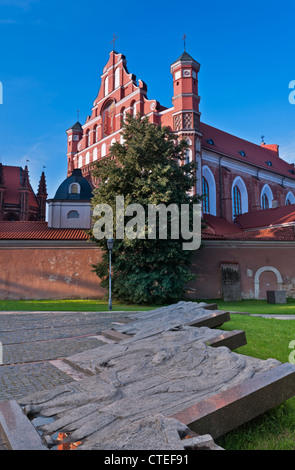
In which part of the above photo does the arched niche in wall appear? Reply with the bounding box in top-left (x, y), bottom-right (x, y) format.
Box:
top-left (231, 176), bottom-right (248, 220)
top-left (202, 165), bottom-right (216, 216)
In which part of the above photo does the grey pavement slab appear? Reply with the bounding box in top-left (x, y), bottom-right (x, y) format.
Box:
top-left (0, 363), bottom-right (74, 402)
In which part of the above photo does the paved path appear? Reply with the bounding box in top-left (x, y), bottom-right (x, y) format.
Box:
top-left (229, 311), bottom-right (295, 320)
top-left (0, 311), bottom-right (137, 403)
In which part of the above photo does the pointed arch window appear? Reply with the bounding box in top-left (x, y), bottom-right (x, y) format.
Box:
top-left (285, 191), bottom-right (295, 205)
top-left (202, 176), bottom-right (210, 214)
top-left (262, 193), bottom-right (269, 210)
top-left (231, 176), bottom-right (248, 220)
top-left (261, 184), bottom-right (273, 210)
top-left (233, 185), bottom-right (242, 219)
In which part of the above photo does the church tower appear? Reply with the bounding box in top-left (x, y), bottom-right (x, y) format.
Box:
top-left (66, 121), bottom-right (83, 176)
top-left (170, 50), bottom-right (202, 195)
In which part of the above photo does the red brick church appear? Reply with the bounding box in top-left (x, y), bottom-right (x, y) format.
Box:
top-left (66, 49), bottom-right (295, 222)
top-left (1, 48), bottom-right (295, 300)
top-left (0, 164), bottom-right (47, 222)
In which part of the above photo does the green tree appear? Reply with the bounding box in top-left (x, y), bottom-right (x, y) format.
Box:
top-left (90, 114), bottom-right (201, 305)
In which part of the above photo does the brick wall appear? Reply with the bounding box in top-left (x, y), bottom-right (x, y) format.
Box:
top-left (0, 241), bottom-right (105, 300)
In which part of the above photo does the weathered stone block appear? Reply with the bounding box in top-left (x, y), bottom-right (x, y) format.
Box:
top-left (0, 400), bottom-right (47, 450)
top-left (267, 290), bottom-right (287, 304)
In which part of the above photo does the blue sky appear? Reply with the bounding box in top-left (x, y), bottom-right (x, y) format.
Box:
top-left (1, 0), bottom-right (295, 200)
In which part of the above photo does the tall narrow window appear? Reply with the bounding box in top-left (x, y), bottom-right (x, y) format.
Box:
top-left (93, 126), bottom-right (97, 144)
top-left (115, 68), bottom-right (120, 88)
top-left (202, 177), bottom-right (210, 214)
top-left (104, 76), bottom-right (109, 96)
top-left (233, 185), bottom-right (242, 219)
top-left (103, 100), bottom-right (116, 137)
top-left (262, 193), bottom-right (269, 209)
top-left (85, 130), bottom-right (90, 147)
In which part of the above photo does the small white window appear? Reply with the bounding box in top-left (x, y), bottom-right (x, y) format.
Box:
top-left (85, 152), bottom-right (90, 165)
top-left (101, 143), bottom-right (106, 157)
top-left (78, 155), bottom-right (83, 168)
top-left (69, 183), bottom-right (80, 194)
top-left (93, 148), bottom-right (98, 161)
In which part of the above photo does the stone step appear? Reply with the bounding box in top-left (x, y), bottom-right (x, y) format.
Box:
top-left (101, 329), bottom-right (132, 342)
top-left (185, 310), bottom-right (231, 329)
top-left (206, 330), bottom-right (247, 351)
top-left (0, 400), bottom-right (47, 450)
top-left (171, 362), bottom-right (295, 439)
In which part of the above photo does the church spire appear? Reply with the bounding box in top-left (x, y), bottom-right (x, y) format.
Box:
top-left (19, 165), bottom-right (30, 221)
top-left (37, 170), bottom-right (48, 221)
top-left (20, 165), bottom-right (30, 189)
top-left (37, 171), bottom-right (47, 197)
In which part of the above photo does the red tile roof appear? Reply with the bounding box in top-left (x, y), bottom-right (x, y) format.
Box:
top-left (0, 221), bottom-right (89, 240)
top-left (202, 208), bottom-right (295, 241)
top-left (200, 122), bottom-right (295, 180)
top-left (202, 214), bottom-right (242, 236)
top-left (234, 204), bottom-right (295, 230)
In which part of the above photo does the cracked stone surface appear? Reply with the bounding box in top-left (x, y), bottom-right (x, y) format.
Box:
top-left (19, 300), bottom-right (282, 450)
top-left (113, 301), bottom-right (224, 337)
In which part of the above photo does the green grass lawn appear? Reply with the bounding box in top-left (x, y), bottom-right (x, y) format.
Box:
top-left (199, 298), bottom-right (295, 316)
top-left (1, 297), bottom-right (295, 314)
top-left (215, 313), bottom-right (295, 450)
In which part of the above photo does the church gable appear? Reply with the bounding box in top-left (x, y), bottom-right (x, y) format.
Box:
top-left (0, 165), bottom-right (47, 222)
top-left (67, 51), bottom-right (166, 179)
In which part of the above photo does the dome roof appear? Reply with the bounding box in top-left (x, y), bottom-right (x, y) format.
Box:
top-left (53, 169), bottom-right (93, 200)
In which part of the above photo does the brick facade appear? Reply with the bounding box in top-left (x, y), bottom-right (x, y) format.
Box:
top-left (66, 49), bottom-right (295, 224)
